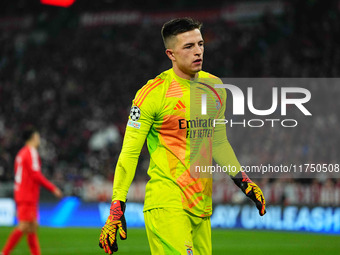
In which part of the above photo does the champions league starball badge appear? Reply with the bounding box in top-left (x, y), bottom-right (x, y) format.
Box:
top-left (130, 106), bottom-right (141, 121)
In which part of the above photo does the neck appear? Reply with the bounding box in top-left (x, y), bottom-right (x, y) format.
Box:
top-left (26, 141), bottom-right (36, 149)
top-left (173, 65), bottom-right (198, 80)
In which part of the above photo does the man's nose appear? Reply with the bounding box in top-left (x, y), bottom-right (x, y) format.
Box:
top-left (194, 45), bottom-right (202, 56)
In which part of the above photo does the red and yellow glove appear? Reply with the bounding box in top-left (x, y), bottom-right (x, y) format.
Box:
top-left (99, 200), bottom-right (127, 254)
top-left (232, 171), bottom-right (266, 216)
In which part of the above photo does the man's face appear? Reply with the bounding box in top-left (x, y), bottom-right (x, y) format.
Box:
top-left (32, 132), bottom-right (41, 148)
top-left (169, 29), bottom-right (204, 77)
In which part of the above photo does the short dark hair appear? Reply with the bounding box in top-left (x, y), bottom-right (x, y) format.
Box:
top-left (22, 126), bottom-right (38, 142)
top-left (161, 17), bottom-right (202, 48)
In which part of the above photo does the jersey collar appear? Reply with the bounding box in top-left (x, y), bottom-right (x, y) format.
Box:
top-left (171, 68), bottom-right (202, 87)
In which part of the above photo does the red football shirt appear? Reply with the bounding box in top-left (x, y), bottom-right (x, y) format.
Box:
top-left (14, 145), bottom-right (56, 204)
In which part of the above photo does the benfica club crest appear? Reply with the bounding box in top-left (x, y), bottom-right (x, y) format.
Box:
top-left (216, 99), bottom-right (221, 110)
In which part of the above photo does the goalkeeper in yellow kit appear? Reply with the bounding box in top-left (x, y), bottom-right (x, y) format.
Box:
top-left (99, 18), bottom-right (266, 254)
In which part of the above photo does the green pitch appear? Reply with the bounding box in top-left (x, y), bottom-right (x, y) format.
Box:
top-left (1, 227), bottom-right (340, 254)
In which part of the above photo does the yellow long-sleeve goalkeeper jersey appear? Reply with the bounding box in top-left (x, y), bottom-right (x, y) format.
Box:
top-left (112, 68), bottom-right (241, 217)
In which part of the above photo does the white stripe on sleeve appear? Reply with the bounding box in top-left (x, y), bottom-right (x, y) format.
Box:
top-left (29, 147), bottom-right (40, 171)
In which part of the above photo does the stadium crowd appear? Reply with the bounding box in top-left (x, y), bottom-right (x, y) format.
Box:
top-left (0, 0), bottom-right (339, 205)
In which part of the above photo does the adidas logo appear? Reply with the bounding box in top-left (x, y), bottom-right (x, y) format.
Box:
top-left (173, 100), bottom-right (186, 110)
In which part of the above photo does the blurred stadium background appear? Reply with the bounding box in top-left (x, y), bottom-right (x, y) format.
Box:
top-left (1, 0), bottom-right (340, 254)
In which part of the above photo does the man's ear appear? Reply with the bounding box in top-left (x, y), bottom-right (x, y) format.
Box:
top-left (165, 49), bottom-right (176, 61)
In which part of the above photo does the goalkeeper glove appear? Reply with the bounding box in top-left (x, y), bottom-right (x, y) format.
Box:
top-left (99, 200), bottom-right (127, 254)
top-left (232, 171), bottom-right (266, 216)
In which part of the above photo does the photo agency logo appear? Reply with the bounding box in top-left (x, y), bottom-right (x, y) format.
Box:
top-left (201, 83), bottom-right (312, 128)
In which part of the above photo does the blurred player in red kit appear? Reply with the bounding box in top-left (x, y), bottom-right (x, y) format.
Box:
top-left (1, 127), bottom-right (63, 255)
